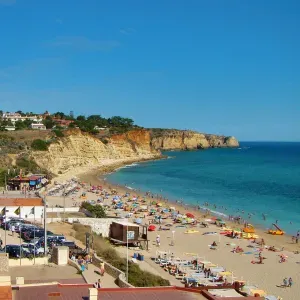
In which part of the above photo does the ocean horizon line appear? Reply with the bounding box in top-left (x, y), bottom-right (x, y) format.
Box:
top-left (239, 140), bottom-right (300, 143)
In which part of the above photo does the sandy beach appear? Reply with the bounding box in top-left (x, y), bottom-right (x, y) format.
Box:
top-left (48, 164), bottom-right (300, 299)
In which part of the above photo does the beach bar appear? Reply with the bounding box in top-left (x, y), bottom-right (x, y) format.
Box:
top-left (109, 220), bottom-right (149, 250)
top-left (110, 220), bottom-right (140, 243)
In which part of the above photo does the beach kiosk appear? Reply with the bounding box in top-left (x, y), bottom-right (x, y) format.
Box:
top-left (109, 220), bottom-right (149, 250)
top-left (110, 220), bottom-right (139, 243)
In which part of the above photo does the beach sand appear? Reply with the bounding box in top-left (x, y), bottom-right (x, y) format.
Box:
top-left (49, 165), bottom-right (300, 299)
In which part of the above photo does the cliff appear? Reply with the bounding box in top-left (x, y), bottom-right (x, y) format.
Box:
top-left (32, 128), bottom-right (239, 176)
top-left (33, 129), bottom-right (161, 175)
top-left (150, 129), bottom-right (239, 150)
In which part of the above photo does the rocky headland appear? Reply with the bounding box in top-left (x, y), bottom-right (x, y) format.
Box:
top-left (33, 129), bottom-right (239, 175)
top-left (0, 128), bottom-right (239, 177)
top-left (150, 129), bottom-right (239, 150)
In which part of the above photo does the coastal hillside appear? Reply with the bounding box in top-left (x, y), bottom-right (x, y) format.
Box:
top-left (33, 129), bottom-right (160, 175)
top-left (150, 129), bottom-right (239, 150)
top-left (0, 128), bottom-right (239, 178)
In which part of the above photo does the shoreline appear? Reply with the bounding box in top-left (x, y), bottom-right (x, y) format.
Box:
top-left (50, 158), bottom-right (300, 299)
top-left (52, 154), bottom-right (300, 253)
top-left (78, 166), bottom-right (299, 253)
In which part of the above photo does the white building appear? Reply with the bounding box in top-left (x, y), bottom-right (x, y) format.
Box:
top-left (0, 198), bottom-right (44, 221)
top-left (4, 125), bottom-right (15, 131)
top-left (2, 112), bottom-right (42, 125)
top-left (30, 123), bottom-right (46, 130)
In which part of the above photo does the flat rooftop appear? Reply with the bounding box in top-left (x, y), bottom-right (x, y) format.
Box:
top-left (113, 220), bottom-right (140, 227)
top-left (0, 191), bottom-right (40, 199)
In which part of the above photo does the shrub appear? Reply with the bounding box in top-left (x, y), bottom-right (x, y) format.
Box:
top-left (72, 224), bottom-right (170, 287)
top-left (31, 139), bottom-right (48, 151)
top-left (53, 129), bottom-right (64, 137)
top-left (81, 202), bottom-right (106, 218)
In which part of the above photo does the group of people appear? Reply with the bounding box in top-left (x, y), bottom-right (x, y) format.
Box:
top-left (282, 277), bottom-right (293, 288)
top-left (70, 253), bottom-right (92, 271)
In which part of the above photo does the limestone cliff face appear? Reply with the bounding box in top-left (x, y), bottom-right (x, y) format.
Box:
top-left (33, 129), bottom-right (160, 175)
top-left (32, 129), bottom-right (239, 175)
top-left (151, 130), bottom-right (239, 150)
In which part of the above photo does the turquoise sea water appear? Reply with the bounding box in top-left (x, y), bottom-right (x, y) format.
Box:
top-left (106, 142), bottom-right (300, 234)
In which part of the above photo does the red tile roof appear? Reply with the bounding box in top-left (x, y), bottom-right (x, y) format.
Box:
top-left (0, 286), bottom-right (12, 300)
top-left (15, 285), bottom-right (206, 300)
top-left (0, 198), bottom-right (43, 207)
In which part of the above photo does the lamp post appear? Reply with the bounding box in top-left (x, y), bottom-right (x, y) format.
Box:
top-left (171, 230), bottom-right (175, 246)
top-left (126, 221), bottom-right (129, 283)
top-left (43, 196), bottom-right (47, 257)
top-left (63, 186), bottom-right (66, 222)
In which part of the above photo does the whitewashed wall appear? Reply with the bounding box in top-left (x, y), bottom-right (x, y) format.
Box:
top-left (46, 218), bottom-right (116, 237)
top-left (46, 207), bottom-right (80, 213)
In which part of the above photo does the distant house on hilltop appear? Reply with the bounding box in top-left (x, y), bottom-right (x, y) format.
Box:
top-left (2, 112), bottom-right (42, 124)
top-left (30, 123), bottom-right (46, 130)
top-left (52, 118), bottom-right (74, 128)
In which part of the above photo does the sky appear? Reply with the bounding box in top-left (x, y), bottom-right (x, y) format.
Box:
top-left (0, 0), bottom-right (299, 141)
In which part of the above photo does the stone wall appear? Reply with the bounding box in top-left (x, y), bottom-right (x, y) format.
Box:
top-left (92, 253), bottom-right (133, 288)
top-left (0, 253), bottom-right (9, 272)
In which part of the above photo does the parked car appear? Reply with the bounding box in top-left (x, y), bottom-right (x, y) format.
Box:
top-left (21, 227), bottom-right (43, 239)
top-left (57, 241), bottom-right (78, 249)
top-left (39, 235), bottom-right (65, 247)
top-left (2, 244), bottom-right (29, 258)
top-left (21, 243), bottom-right (45, 257)
top-left (23, 230), bottom-right (53, 242)
top-left (2, 219), bottom-right (25, 230)
top-left (15, 224), bottom-right (37, 234)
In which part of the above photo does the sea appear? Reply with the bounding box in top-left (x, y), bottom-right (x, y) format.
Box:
top-left (106, 142), bottom-right (300, 235)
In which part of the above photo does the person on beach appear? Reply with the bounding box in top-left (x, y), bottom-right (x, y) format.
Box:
top-left (156, 235), bottom-right (160, 247)
top-left (11, 224), bottom-right (15, 237)
top-left (283, 277), bottom-right (288, 287)
top-left (100, 262), bottom-right (105, 276)
top-left (288, 277), bottom-right (293, 287)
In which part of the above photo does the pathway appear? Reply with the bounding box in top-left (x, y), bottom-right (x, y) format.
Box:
top-left (82, 264), bottom-right (119, 288)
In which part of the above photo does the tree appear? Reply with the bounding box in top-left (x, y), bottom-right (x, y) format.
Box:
top-left (53, 112), bottom-right (66, 119)
top-left (42, 116), bottom-right (55, 129)
top-left (76, 115), bottom-right (86, 121)
top-left (15, 120), bottom-right (26, 130)
top-left (16, 110), bottom-right (25, 116)
top-left (81, 202), bottom-right (106, 218)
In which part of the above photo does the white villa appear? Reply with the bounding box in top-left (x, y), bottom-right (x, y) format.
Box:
top-left (2, 112), bottom-right (43, 125)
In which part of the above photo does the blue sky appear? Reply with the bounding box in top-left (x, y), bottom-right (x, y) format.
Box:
top-left (0, 0), bottom-right (299, 141)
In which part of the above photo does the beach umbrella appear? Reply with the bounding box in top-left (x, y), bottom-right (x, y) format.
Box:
top-left (216, 218), bottom-right (223, 222)
top-left (186, 213), bottom-right (195, 218)
top-left (148, 225), bottom-right (156, 231)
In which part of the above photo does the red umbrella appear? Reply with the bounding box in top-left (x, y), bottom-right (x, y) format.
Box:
top-left (148, 225), bottom-right (156, 231)
top-left (186, 213), bottom-right (195, 218)
top-left (211, 216), bottom-right (217, 220)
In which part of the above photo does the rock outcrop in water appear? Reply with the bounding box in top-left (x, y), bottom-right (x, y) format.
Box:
top-left (150, 129), bottom-right (239, 150)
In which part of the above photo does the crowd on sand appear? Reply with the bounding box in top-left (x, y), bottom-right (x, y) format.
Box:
top-left (47, 174), bottom-right (299, 300)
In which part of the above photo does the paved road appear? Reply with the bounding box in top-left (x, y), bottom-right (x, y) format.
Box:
top-left (83, 264), bottom-right (119, 288)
